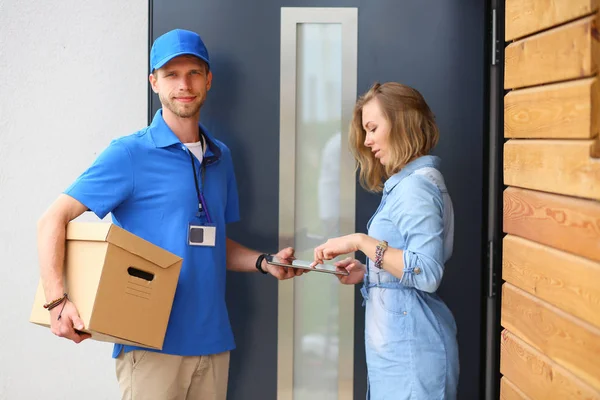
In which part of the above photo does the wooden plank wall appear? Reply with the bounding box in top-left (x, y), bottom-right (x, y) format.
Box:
top-left (502, 1), bottom-right (600, 398)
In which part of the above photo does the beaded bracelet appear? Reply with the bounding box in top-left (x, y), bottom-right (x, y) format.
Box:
top-left (43, 293), bottom-right (68, 311)
top-left (374, 240), bottom-right (388, 269)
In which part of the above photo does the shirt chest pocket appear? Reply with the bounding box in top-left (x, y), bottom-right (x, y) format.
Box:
top-left (200, 167), bottom-right (228, 222)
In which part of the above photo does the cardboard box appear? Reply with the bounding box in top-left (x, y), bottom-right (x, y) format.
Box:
top-left (30, 222), bottom-right (183, 350)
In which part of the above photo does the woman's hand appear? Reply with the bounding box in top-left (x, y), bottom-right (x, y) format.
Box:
top-left (334, 257), bottom-right (366, 285)
top-left (312, 233), bottom-right (364, 265)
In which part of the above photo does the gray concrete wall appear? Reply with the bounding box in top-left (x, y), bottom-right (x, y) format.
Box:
top-left (1, 1), bottom-right (147, 398)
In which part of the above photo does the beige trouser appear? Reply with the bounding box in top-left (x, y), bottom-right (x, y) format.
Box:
top-left (115, 350), bottom-right (230, 400)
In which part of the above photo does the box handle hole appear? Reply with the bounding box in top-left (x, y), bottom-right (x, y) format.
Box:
top-left (127, 267), bottom-right (154, 282)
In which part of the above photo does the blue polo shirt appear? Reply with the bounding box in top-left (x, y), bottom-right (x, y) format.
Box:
top-left (65, 110), bottom-right (240, 357)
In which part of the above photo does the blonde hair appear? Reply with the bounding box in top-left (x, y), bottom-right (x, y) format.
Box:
top-left (349, 82), bottom-right (439, 192)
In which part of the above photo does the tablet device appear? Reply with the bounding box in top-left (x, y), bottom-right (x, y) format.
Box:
top-left (265, 255), bottom-right (349, 276)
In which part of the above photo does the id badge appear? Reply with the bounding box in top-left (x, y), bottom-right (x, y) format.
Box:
top-left (188, 222), bottom-right (217, 247)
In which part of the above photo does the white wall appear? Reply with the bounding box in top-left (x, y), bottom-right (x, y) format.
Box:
top-left (0, 1), bottom-right (147, 398)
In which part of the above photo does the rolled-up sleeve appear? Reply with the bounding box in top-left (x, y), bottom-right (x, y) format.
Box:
top-left (389, 175), bottom-right (445, 293)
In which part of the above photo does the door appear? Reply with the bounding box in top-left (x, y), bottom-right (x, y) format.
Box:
top-left (150, 1), bottom-right (486, 399)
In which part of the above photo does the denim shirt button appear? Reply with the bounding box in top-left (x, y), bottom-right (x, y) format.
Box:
top-left (403, 311), bottom-right (407, 315)
top-left (414, 267), bottom-right (422, 275)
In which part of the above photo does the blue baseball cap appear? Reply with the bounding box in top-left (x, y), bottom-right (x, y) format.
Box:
top-left (150, 29), bottom-right (210, 72)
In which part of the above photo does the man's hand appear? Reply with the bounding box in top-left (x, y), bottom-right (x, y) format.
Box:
top-left (49, 300), bottom-right (91, 344)
top-left (334, 257), bottom-right (366, 285)
top-left (38, 194), bottom-right (90, 343)
top-left (264, 247), bottom-right (304, 280)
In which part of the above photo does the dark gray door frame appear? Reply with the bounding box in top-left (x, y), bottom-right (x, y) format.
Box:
top-left (483, 0), bottom-right (505, 399)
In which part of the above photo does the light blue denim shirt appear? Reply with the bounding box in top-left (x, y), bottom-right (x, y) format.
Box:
top-left (362, 155), bottom-right (459, 400)
top-left (367, 155), bottom-right (454, 290)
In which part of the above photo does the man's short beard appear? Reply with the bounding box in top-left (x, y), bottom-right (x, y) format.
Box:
top-left (160, 93), bottom-right (204, 118)
top-left (170, 103), bottom-right (202, 118)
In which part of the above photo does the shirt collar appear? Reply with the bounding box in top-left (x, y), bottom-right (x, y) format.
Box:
top-left (149, 109), bottom-right (221, 162)
top-left (383, 155), bottom-right (441, 193)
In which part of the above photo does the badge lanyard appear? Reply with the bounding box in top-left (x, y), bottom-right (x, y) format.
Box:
top-left (188, 150), bottom-right (212, 223)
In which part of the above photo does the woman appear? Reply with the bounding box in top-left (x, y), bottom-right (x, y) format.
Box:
top-left (313, 82), bottom-right (459, 399)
